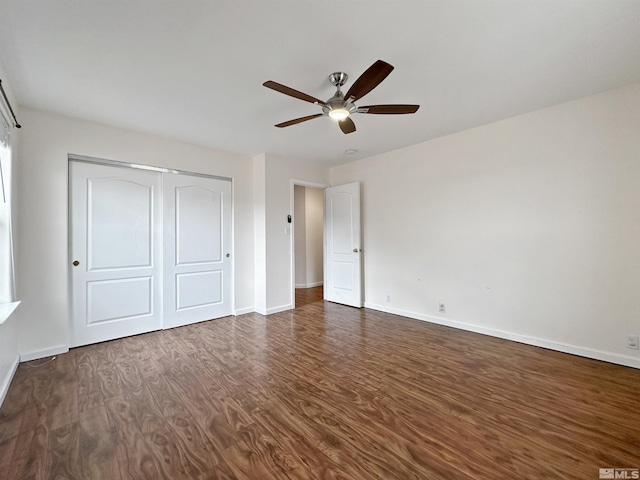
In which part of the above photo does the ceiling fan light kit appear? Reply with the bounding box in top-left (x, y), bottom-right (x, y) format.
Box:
top-left (328, 108), bottom-right (350, 121)
top-left (263, 60), bottom-right (420, 134)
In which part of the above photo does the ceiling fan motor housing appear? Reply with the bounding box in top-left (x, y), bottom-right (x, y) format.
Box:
top-left (324, 73), bottom-right (356, 117)
top-left (328, 72), bottom-right (348, 87)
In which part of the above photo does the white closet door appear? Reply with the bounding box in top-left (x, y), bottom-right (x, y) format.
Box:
top-left (70, 161), bottom-right (163, 347)
top-left (324, 182), bottom-right (363, 307)
top-left (163, 174), bottom-right (232, 328)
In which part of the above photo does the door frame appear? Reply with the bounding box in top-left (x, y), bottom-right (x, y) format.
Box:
top-left (68, 153), bottom-right (235, 338)
top-left (289, 179), bottom-right (327, 308)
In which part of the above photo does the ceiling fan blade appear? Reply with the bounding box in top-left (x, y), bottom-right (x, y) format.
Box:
top-left (275, 113), bottom-right (324, 128)
top-left (339, 116), bottom-right (356, 134)
top-left (344, 60), bottom-right (394, 102)
top-left (263, 81), bottom-right (325, 105)
top-left (360, 104), bottom-right (420, 114)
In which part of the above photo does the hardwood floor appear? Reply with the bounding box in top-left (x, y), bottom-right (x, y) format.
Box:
top-left (1, 286), bottom-right (639, 479)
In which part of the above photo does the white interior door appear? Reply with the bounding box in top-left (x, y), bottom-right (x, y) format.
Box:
top-left (324, 182), bottom-right (362, 307)
top-left (70, 161), bottom-right (163, 347)
top-left (163, 174), bottom-right (232, 328)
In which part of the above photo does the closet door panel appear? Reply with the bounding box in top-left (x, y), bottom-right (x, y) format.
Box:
top-left (163, 174), bottom-right (232, 328)
top-left (70, 161), bottom-right (163, 347)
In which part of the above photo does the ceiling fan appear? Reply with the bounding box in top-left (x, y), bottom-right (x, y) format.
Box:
top-left (263, 60), bottom-right (420, 134)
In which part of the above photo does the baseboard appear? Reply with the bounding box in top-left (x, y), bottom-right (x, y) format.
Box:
top-left (234, 307), bottom-right (255, 316)
top-left (365, 302), bottom-right (640, 370)
top-left (20, 344), bottom-right (69, 362)
top-left (0, 354), bottom-right (19, 408)
top-left (255, 304), bottom-right (293, 316)
top-left (295, 282), bottom-right (324, 289)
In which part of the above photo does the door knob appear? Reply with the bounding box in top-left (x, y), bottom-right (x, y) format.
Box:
top-left (353, 248), bottom-right (359, 253)
top-left (73, 260), bottom-right (80, 266)
top-left (226, 253), bottom-right (230, 258)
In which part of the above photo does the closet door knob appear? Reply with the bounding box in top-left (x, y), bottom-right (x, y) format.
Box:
top-left (73, 260), bottom-right (80, 266)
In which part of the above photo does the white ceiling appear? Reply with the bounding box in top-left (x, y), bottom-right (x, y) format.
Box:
top-left (1, 0), bottom-right (640, 166)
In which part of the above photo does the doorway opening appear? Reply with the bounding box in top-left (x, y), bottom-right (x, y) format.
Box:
top-left (291, 182), bottom-right (325, 308)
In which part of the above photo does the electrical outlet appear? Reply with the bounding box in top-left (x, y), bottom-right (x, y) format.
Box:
top-left (627, 335), bottom-right (639, 350)
top-left (386, 294), bottom-right (391, 303)
top-left (438, 303), bottom-right (446, 314)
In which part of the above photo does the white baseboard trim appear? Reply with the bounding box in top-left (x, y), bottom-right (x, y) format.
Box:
top-left (255, 304), bottom-right (293, 316)
top-left (234, 307), bottom-right (255, 316)
top-left (20, 345), bottom-right (69, 362)
top-left (295, 282), bottom-right (324, 289)
top-left (0, 354), bottom-right (19, 408)
top-left (365, 302), bottom-right (640, 370)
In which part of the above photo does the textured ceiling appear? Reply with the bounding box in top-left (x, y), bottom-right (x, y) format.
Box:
top-left (1, 0), bottom-right (640, 165)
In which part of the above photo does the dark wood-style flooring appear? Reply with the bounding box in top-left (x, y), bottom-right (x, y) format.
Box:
top-left (1, 287), bottom-right (639, 479)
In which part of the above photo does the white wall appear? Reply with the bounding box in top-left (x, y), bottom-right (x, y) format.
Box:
top-left (0, 57), bottom-right (20, 405)
top-left (16, 107), bottom-right (255, 359)
top-left (294, 185), bottom-right (307, 286)
top-left (257, 154), bottom-right (329, 313)
top-left (294, 185), bottom-right (324, 289)
top-left (252, 154), bottom-right (267, 315)
top-left (304, 187), bottom-right (323, 287)
top-left (331, 83), bottom-right (640, 368)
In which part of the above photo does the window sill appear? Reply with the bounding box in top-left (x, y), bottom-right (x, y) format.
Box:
top-left (0, 301), bottom-right (20, 325)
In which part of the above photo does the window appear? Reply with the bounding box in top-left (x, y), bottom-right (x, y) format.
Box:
top-left (0, 114), bottom-right (15, 304)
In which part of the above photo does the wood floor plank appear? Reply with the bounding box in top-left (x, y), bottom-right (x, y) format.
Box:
top-left (120, 336), bottom-right (161, 378)
top-left (45, 423), bottom-right (82, 479)
top-left (96, 360), bottom-right (126, 400)
top-left (2, 286), bottom-right (639, 479)
top-left (144, 373), bottom-right (223, 473)
top-left (221, 438), bottom-right (307, 480)
top-left (0, 436), bottom-right (17, 473)
top-left (7, 420), bottom-right (50, 480)
top-left (1, 368), bottom-right (35, 415)
top-left (113, 355), bottom-right (145, 393)
top-left (6, 358), bottom-right (58, 410)
top-left (198, 462), bottom-right (239, 480)
top-left (125, 380), bottom-right (206, 479)
top-left (252, 401), bottom-right (356, 479)
top-left (77, 350), bottom-right (106, 412)
top-left (268, 380), bottom-right (433, 480)
top-left (79, 406), bottom-right (122, 480)
top-left (104, 395), bottom-right (161, 480)
top-left (149, 363), bottom-right (225, 443)
top-left (48, 353), bottom-right (79, 430)
top-left (0, 407), bottom-right (25, 442)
